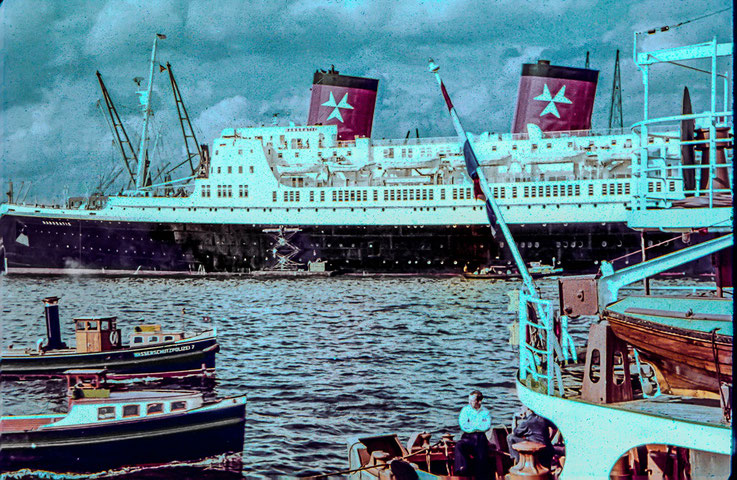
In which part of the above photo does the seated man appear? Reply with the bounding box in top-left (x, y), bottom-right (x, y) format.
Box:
top-left (454, 390), bottom-right (492, 479)
top-left (506, 407), bottom-right (555, 468)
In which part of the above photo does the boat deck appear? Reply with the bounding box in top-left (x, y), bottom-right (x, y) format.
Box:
top-left (557, 361), bottom-right (728, 428)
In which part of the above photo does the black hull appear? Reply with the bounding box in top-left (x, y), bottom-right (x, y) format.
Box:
top-left (0, 400), bottom-right (245, 474)
top-left (1, 338), bottom-right (218, 377)
top-left (0, 214), bottom-right (710, 275)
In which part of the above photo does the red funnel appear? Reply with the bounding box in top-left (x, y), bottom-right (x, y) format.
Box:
top-left (307, 67), bottom-right (379, 141)
top-left (512, 61), bottom-right (598, 133)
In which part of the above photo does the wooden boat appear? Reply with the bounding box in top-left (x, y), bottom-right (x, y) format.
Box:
top-left (347, 429), bottom-right (515, 480)
top-left (1, 297), bottom-right (219, 379)
top-left (462, 262), bottom-right (562, 280)
top-left (0, 370), bottom-right (246, 474)
top-left (604, 295), bottom-right (733, 395)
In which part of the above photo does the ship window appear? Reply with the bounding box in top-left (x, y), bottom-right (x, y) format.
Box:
top-left (347, 150), bottom-right (352, 156)
top-left (215, 150), bottom-right (219, 155)
top-left (98, 407), bottom-right (116, 420)
top-left (77, 322), bottom-right (85, 331)
top-left (384, 148), bottom-right (394, 159)
top-left (350, 191), bottom-right (356, 201)
top-left (422, 190), bottom-right (427, 200)
top-left (545, 186), bottom-right (551, 196)
top-left (332, 191), bottom-right (337, 201)
top-left (250, 166), bottom-right (254, 173)
top-left (512, 187), bottom-right (517, 199)
top-left (239, 166), bottom-right (243, 174)
top-left (625, 184), bottom-right (631, 195)
top-left (123, 405), bottom-right (140, 417)
top-left (87, 321), bottom-right (98, 330)
top-left (100, 320), bottom-right (110, 331)
top-left (602, 184), bottom-right (607, 195)
top-left (409, 190), bottom-right (414, 201)
top-left (524, 186), bottom-right (529, 198)
top-left (149, 336), bottom-right (159, 343)
top-left (171, 401), bottom-right (186, 411)
top-left (284, 191), bottom-right (288, 202)
top-left (272, 191), bottom-right (277, 202)
top-left (440, 190), bottom-right (446, 200)
top-left (147, 403), bottom-right (164, 415)
top-left (228, 166), bottom-right (232, 174)
top-left (310, 191), bottom-right (315, 202)
top-left (217, 167), bottom-right (221, 174)
top-left (429, 190), bottom-right (434, 200)
top-left (453, 189), bottom-right (458, 200)
top-left (133, 336), bottom-right (143, 344)
top-left (390, 190), bottom-right (395, 201)
top-left (575, 185), bottom-right (580, 195)
top-left (163, 335), bottom-right (174, 342)
top-left (588, 184), bottom-right (593, 196)
top-left (320, 191), bottom-right (325, 202)
top-left (238, 149), bottom-right (243, 155)
top-left (374, 191), bottom-right (378, 201)
top-left (567, 185), bottom-right (573, 196)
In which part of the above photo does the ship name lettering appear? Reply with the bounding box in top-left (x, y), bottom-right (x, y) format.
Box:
top-left (133, 344), bottom-right (194, 357)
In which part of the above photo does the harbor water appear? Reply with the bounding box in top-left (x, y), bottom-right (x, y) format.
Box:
top-left (1, 275), bottom-right (597, 478)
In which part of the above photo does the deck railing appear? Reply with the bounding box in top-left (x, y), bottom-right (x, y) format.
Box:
top-left (518, 291), bottom-right (577, 397)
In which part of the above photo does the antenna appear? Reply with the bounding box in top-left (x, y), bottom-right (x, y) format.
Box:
top-left (608, 50), bottom-right (623, 129)
top-left (135, 34), bottom-right (163, 189)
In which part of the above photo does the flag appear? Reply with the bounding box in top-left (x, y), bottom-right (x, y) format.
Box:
top-left (159, 64), bottom-right (167, 73)
top-left (156, 33), bottom-right (167, 39)
top-left (463, 139), bottom-right (496, 237)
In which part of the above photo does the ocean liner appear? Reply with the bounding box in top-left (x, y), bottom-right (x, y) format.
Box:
top-left (0, 37), bottom-right (729, 275)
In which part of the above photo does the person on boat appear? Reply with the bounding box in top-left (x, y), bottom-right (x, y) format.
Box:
top-left (506, 407), bottom-right (555, 468)
top-left (454, 390), bottom-right (492, 479)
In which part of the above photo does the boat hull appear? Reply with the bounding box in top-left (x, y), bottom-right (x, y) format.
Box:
top-left (1, 337), bottom-right (218, 378)
top-left (0, 399), bottom-right (245, 474)
top-left (605, 313), bottom-right (732, 394)
top-left (0, 213), bottom-right (691, 274)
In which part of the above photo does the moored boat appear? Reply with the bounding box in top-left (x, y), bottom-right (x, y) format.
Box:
top-left (1, 296), bottom-right (219, 378)
top-left (0, 370), bottom-right (246, 474)
top-left (462, 261), bottom-right (562, 280)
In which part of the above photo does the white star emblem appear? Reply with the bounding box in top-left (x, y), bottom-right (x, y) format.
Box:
top-left (533, 84), bottom-right (572, 118)
top-left (321, 91), bottom-right (353, 123)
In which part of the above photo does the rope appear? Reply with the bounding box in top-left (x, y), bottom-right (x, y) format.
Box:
top-left (637, 7), bottom-right (731, 36)
top-left (710, 328), bottom-right (730, 422)
top-left (607, 233), bottom-right (684, 264)
top-left (302, 441), bottom-right (444, 479)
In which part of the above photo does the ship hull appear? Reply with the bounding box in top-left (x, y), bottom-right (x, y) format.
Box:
top-left (0, 400), bottom-right (245, 474)
top-left (0, 213), bottom-right (695, 275)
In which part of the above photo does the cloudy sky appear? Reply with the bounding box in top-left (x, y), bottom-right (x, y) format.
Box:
top-left (0, 0), bottom-right (732, 202)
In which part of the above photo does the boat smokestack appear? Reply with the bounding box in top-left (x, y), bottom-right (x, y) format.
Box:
top-left (43, 296), bottom-right (67, 351)
top-left (307, 67), bottom-right (379, 141)
top-left (512, 60), bottom-right (598, 134)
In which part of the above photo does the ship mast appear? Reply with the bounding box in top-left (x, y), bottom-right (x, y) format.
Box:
top-left (165, 62), bottom-right (203, 177)
top-left (96, 72), bottom-right (137, 187)
top-left (135, 34), bottom-right (164, 189)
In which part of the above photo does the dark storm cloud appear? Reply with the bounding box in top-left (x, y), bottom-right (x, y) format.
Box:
top-left (0, 0), bottom-right (732, 201)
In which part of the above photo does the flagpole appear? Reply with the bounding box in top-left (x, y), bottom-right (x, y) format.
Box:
top-left (427, 59), bottom-right (539, 298)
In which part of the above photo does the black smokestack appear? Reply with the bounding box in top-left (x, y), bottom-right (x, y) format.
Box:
top-left (43, 296), bottom-right (67, 351)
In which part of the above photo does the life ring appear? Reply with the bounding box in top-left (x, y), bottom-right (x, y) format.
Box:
top-left (109, 330), bottom-right (120, 345)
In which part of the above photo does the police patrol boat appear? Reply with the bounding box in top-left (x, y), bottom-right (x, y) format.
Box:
top-left (1, 296), bottom-right (219, 378)
top-left (0, 33), bottom-right (708, 276)
top-left (0, 369), bottom-right (246, 474)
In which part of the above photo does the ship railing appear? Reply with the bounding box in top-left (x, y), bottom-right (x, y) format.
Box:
top-left (632, 113), bottom-right (733, 210)
top-left (518, 291), bottom-right (577, 397)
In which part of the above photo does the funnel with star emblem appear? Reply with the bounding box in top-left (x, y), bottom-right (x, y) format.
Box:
top-left (512, 60), bottom-right (598, 134)
top-left (307, 67), bottom-right (379, 141)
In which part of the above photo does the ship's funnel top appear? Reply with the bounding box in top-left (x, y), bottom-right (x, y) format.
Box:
top-left (307, 67), bottom-right (379, 141)
top-left (512, 60), bottom-right (598, 134)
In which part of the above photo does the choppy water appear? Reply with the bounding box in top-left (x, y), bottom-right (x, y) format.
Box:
top-left (1, 275), bottom-right (594, 478)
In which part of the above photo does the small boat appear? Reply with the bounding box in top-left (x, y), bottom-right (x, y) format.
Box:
top-left (0, 369), bottom-right (246, 474)
top-left (347, 429), bottom-right (516, 480)
top-left (1, 297), bottom-right (219, 379)
top-left (462, 262), bottom-right (562, 280)
top-left (604, 295), bottom-right (732, 394)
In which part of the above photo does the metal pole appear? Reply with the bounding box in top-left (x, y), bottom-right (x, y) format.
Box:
top-left (640, 232), bottom-right (650, 295)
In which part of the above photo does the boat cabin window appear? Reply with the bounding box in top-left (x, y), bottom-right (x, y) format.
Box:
top-left (171, 401), bottom-right (186, 411)
top-left (87, 321), bottom-right (98, 330)
top-left (149, 336), bottom-right (159, 343)
top-left (123, 405), bottom-right (140, 417)
top-left (163, 335), bottom-right (174, 342)
top-left (77, 322), bottom-right (86, 331)
top-left (147, 403), bottom-right (164, 415)
top-left (133, 336), bottom-right (143, 344)
top-left (98, 406), bottom-right (116, 420)
top-left (100, 320), bottom-right (111, 331)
